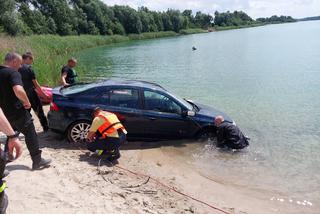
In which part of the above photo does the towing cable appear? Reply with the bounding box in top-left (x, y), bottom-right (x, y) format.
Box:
top-left (98, 158), bottom-right (231, 214)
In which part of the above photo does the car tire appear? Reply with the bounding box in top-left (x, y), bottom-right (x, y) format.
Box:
top-left (197, 129), bottom-right (216, 142)
top-left (67, 120), bottom-right (91, 144)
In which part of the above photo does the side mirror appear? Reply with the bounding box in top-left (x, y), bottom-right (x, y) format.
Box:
top-left (182, 110), bottom-right (195, 117)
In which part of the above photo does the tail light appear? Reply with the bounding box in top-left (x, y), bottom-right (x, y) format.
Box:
top-left (50, 102), bottom-right (59, 111)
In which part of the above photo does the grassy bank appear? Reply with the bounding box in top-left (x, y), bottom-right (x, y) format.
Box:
top-left (179, 28), bottom-right (207, 35)
top-left (0, 34), bottom-right (132, 86)
top-left (128, 31), bottom-right (178, 40)
top-left (215, 23), bottom-right (266, 31)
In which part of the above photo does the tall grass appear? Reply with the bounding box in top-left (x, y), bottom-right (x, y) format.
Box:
top-left (0, 34), bottom-right (130, 86)
top-left (179, 28), bottom-right (207, 35)
top-left (127, 31), bottom-right (178, 40)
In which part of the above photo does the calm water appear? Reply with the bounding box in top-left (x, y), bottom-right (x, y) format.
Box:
top-left (77, 21), bottom-right (320, 208)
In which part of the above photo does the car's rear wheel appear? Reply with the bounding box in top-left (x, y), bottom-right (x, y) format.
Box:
top-left (67, 120), bottom-right (91, 144)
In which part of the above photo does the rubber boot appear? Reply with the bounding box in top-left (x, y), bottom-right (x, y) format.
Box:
top-left (0, 192), bottom-right (8, 214)
top-left (31, 153), bottom-right (52, 170)
top-left (106, 150), bottom-right (120, 162)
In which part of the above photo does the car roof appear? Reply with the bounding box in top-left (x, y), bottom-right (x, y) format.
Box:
top-left (95, 79), bottom-right (166, 91)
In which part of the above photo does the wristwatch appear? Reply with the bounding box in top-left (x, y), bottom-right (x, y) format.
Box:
top-left (7, 131), bottom-right (20, 139)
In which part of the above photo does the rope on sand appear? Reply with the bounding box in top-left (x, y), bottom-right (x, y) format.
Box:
top-left (97, 158), bottom-right (231, 214)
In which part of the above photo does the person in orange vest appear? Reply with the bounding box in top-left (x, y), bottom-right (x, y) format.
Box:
top-left (86, 107), bottom-right (127, 162)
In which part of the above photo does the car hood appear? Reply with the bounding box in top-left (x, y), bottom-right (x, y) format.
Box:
top-left (195, 103), bottom-right (233, 123)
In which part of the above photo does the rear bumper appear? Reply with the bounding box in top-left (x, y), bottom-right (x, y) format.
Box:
top-left (48, 111), bottom-right (72, 133)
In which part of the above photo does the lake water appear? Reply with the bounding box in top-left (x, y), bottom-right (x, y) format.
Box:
top-left (77, 21), bottom-right (320, 210)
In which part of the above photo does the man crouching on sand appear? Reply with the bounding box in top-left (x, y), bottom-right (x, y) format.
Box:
top-left (214, 115), bottom-right (249, 150)
top-left (86, 107), bottom-right (127, 162)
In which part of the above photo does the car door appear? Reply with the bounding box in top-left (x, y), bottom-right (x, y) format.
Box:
top-left (96, 87), bottom-right (145, 138)
top-left (141, 89), bottom-right (194, 139)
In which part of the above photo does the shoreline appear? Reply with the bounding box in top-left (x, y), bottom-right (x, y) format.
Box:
top-left (5, 107), bottom-right (317, 214)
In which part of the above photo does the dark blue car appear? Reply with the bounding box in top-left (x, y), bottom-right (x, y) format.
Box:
top-left (48, 80), bottom-right (234, 143)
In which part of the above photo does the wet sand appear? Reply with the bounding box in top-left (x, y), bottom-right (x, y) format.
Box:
top-left (4, 107), bottom-right (315, 214)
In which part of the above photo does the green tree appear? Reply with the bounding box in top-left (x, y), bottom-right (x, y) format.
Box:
top-left (112, 21), bottom-right (125, 35)
top-left (194, 11), bottom-right (213, 28)
top-left (113, 5), bottom-right (142, 34)
top-left (0, 0), bottom-right (31, 35)
top-left (182, 9), bottom-right (194, 27)
top-left (30, 0), bottom-right (76, 35)
top-left (152, 12), bottom-right (163, 31)
top-left (87, 21), bottom-right (99, 35)
top-left (19, 3), bottom-right (50, 34)
top-left (47, 17), bottom-right (57, 34)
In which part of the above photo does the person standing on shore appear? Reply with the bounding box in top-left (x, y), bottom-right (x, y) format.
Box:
top-left (86, 107), bottom-right (127, 162)
top-left (214, 115), bottom-right (249, 150)
top-left (19, 52), bottom-right (49, 132)
top-left (61, 58), bottom-right (77, 86)
top-left (0, 52), bottom-right (51, 170)
top-left (0, 107), bottom-right (23, 213)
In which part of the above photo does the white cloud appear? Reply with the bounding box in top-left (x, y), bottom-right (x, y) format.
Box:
top-left (102, 0), bottom-right (320, 18)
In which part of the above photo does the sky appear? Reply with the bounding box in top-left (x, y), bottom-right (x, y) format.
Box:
top-left (102, 0), bottom-right (320, 19)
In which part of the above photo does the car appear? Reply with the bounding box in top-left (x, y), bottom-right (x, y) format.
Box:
top-left (48, 80), bottom-right (234, 143)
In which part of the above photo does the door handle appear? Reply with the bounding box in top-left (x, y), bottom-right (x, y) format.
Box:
top-left (148, 117), bottom-right (156, 121)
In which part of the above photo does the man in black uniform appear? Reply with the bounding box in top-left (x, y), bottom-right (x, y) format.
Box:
top-left (214, 115), bottom-right (249, 150)
top-left (61, 58), bottom-right (77, 86)
top-left (0, 52), bottom-right (51, 170)
top-left (0, 107), bottom-right (23, 213)
top-left (19, 52), bottom-right (49, 132)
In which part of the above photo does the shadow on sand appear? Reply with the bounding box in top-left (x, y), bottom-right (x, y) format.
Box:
top-left (38, 130), bottom-right (203, 151)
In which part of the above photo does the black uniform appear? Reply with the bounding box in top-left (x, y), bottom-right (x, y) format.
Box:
top-left (19, 64), bottom-right (48, 131)
top-left (0, 66), bottom-right (43, 163)
top-left (0, 66), bottom-right (43, 213)
top-left (216, 121), bottom-right (249, 149)
top-left (61, 65), bottom-right (77, 85)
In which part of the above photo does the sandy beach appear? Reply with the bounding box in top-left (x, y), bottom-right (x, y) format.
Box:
top-left (3, 107), bottom-right (314, 214)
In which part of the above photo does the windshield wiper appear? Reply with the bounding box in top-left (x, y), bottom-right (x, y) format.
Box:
top-left (193, 103), bottom-right (200, 112)
top-left (184, 98), bottom-right (200, 112)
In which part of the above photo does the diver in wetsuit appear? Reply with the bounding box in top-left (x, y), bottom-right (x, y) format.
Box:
top-left (214, 115), bottom-right (249, 150)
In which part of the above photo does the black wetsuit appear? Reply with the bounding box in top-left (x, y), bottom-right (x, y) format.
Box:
top-left (216, 121), bottom-right (249, 149)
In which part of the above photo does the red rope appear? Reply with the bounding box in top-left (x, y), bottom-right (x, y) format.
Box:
top-left (115, 165), bottom-right (231, 214)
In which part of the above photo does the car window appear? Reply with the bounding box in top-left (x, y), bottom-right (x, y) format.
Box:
top-left (106, 89), bottom-right (139, 109)
top-left (144, 90), bottom-right (182, 114)
top-left (61, 83), bottom-right (96, 95)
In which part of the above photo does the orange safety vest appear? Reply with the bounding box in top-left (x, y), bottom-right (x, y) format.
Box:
top-left (96, 111), bottom-right (126, 138)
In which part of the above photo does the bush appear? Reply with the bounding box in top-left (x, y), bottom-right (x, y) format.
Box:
top-left (1, 12), bottom-right (31, 36)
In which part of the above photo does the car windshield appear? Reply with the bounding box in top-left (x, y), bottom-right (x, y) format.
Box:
top-left (61, 83), bottom-right (96, 95)
top-left (167, 92), bottom-right (194, 111)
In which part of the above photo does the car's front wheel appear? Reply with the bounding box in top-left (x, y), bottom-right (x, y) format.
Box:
top-left (197, 129), bottom-right (216, 142)
top-left (67, 120), bottom-right (91, 144)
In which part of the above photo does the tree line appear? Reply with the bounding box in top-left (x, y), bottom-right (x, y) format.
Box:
top-left (256, 15), bottom-right (296, 24)
top-left (0, 0), bottom-right (296, 36)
